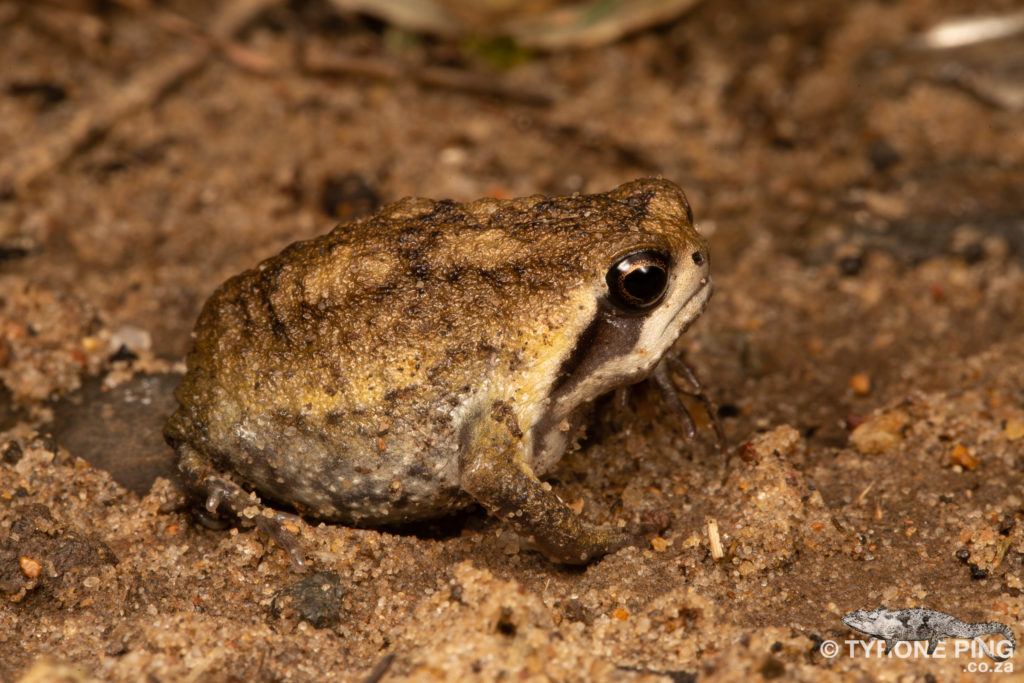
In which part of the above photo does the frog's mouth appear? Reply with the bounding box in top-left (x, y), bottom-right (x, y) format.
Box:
top-left (632, 272), bottom-right (711, 361)
top-left (662, 278), bottom-right (713, 338)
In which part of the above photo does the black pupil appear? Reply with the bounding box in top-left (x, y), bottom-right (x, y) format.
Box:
top-left (607, 251), bottom-right (670, 311)
top-left (623, 264), bottom-right (667, 303)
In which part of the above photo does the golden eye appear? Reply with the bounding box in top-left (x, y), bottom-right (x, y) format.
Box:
top-left (606, 249), bottom-right (670, 311)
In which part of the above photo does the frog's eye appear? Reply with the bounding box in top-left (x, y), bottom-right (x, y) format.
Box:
top-left (606, 250), bottom-right (670, 312)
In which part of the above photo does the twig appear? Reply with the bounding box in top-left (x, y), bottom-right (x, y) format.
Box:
top-left (856, 480), bottom-right (875, 505)
top-left (301, 44), bottom-right (557, 107)
top-left (0, 51), bottom-right (204, 198)
top-left (361, 652), bottom-right (395, 683)
top-left (707, 518), bottom-right (724, 560)
top-left (0, 0), bottom-right (283, 198)
top-left (149, 2), bottom-right (282, 75)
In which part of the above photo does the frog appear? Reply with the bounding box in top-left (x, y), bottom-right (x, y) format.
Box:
top-left (164, 177), bottom-right (715, 567)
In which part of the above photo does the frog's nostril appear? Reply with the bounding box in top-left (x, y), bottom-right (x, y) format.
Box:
top-left (691, 251), bottom-right (705, 266)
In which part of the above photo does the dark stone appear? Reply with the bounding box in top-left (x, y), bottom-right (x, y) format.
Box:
top-left (1, 440), bottom-right (22, 464)
top-left (961, 241), bottom-right (985, 265)
top-left (868, 138), bottom-right (901, 172)
top-left (717, 403), bottom-right (740, 418)
top-left (269, 571), bottom-right (346, 629)
top-left (838, 255), bottom-right (863, 277)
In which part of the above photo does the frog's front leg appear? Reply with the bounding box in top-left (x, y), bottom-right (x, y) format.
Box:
top-left (655, 356), bottom-right (726, 448)
top-left (459, 419), bottom-right (629, 565)
top-left (177, 444), bottom-right (308, 571)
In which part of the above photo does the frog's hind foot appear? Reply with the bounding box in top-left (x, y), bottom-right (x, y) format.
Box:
top-left (177, 446), bottom-right (308, 572)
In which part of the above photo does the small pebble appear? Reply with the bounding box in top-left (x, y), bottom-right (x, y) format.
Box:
top-left (850, 410), bottom-right (908, 455)
top-left (849, 373), bottom-right (871, 396)
top-left (838, 256), bottom-right (863, 277)
top-left (1, 441), bottom-right (23, 464)
top-left (949, 444), bottom-right (979, 470)
top-left (20, 557), bottom-right (41, 579)
top-left (1003, 419), bottom-right (1024, 441)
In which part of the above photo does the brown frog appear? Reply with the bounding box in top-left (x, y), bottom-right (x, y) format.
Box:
top-left (164, 178), bottom-right (714, 566)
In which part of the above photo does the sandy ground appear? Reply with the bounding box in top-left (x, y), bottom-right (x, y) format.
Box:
top-left (2, 0), bottom-right (1023, 680)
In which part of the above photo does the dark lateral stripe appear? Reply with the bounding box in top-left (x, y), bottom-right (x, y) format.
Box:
top-left (548, 305), bottom-right (644, 401)
top-left (549, 313), bottom-right (601, 396)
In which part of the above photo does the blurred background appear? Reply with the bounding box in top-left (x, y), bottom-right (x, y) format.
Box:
top-left (1, 0), bottom-right (1021, 360)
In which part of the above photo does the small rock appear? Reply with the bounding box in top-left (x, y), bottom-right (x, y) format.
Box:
top-left (1, 440), bottom-right (23, 464)
top-left (868, 138), bottom-right (901, 171)
top-left (562, 598), bottom-right (587, 624)
top-left (269, 571), bottom-right (346, 629)
top-left (850, 409), bottom-right (908, 455)
top-left (849, 373), bottom-right (871, 396)
top-left (862, 190), bottom-right (908, 221)
top-left (1004, 419), bottom-right (1024, 442)
top-left (949, 444), bottom-right (979, 470)
top-left (838, 255), bottom-right (863, 277)
top-left (19, 556), bottom-right (41, 579)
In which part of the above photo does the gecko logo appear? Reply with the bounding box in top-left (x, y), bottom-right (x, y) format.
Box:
top-left (834, 606), bottom-right (1015, 663)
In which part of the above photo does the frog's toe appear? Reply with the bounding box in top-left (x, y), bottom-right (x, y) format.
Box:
top-left (254, 512), bottom-right (308, 573)
top-left (193, 507), bottom-right (232, 530)
top-left (204, 484), bottom-right (232, 515)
